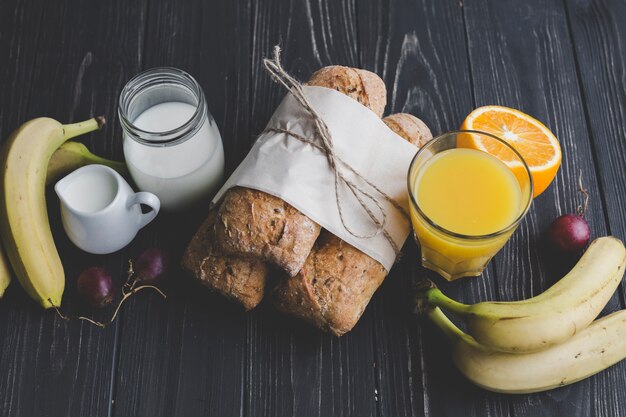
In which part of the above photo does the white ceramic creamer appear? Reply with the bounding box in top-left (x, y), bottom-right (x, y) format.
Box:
top-left (119, 68), bottom-right (225, 211)
top-left (55, 165), bottom-right (160, 254)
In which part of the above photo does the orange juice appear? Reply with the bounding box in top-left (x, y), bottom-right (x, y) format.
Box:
top-left (409, 146), bottom-right (528, 280)
top-left (415, 148), bottom-right (522, 235)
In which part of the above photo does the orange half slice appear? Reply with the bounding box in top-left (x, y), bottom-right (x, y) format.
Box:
top-left (460, 105), bottom-right (562, 197)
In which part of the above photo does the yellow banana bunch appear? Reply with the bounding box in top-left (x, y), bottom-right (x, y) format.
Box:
top-left (424, 306), bottom-right (626, 394)
top-left (419, 236), bottom-right (626, 393)
top-left (0, 117), bottom-right (105, 308)
top-left (422, 237), bottom-right (626, 353)
top-left (0, 135), bottom-right (125, 301)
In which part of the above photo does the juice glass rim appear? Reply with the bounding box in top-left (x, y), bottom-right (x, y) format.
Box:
top-left (406, 129), bottom-right (534, 241)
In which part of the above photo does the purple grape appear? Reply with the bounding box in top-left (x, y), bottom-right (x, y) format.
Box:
top-left (136, 248), bottom-right (172, 284)
top-left (77, 267), bottom-right (115, 308)
top-left (547, 214), bottom-right (591, 254)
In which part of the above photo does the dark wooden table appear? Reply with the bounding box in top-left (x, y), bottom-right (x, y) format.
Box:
top-left (1, 0), bottom-right (626, 416)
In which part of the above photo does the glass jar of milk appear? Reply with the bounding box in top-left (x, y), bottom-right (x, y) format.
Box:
top-left (118, 68), bottom-right (224, 211)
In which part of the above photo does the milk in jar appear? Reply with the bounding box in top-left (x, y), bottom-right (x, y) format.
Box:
top-left (119, 68), bottom-right (224, 211)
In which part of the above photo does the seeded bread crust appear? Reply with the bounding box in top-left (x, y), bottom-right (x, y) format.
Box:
top-left (181, 210), bottom-right (267, 310)
top-left (383, 113), bottom-right (433, 147)
top-left (306, 66), bottom-right (387, 118)
top-left (271, 112), bottom-right (428, 335)
top-left (213, 66), bottom-right (388, 277)
top-left (215, 187), bottom-right (321, 277)
top-left (272, 232), bottom-right (386, 336)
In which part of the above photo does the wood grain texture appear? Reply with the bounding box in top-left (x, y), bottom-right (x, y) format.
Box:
top-left (1, 0), bottom-right (626, 416)
top-left (565, 0), bottom-right (626, 254)
top-left (110, 1), bottom-right (252, 417)
top-left (0, 1), bottom-right (147, 417)
top-left (0, 0), bottom-right (43, 137)
top-left (464, 0), bottom-right (625, 416)
top-left (563, 2), bottom-right (626, 414)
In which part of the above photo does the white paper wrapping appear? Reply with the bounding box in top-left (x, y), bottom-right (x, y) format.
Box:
top-left (213, 86), bottom-right (418, 271)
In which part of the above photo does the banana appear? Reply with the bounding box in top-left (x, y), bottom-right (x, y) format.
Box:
top-left (0, 117), bottom-right (104, 308)
top-left (0, 138), bottom-right (122, 300)
top-left (0, 243), bottom-right (11, 298)
top-left (422, 305), bottom-right (626, 394)
top-left (421, 236), bottom-right (626, 353)
top-left (46, 141), bottom-right (127, 186)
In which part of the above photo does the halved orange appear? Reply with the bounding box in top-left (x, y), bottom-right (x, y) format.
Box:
top-left (460, 105), bottom-right (561, 197)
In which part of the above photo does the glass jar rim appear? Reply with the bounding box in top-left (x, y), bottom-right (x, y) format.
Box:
top-left (118, 67), bottom-right (207, 147)
top-left (407, 129), bottom-right (534, 240)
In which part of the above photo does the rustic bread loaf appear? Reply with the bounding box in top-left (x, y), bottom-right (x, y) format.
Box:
top-left (181, 209), bottom-right (267, 310)
top-left (383, 113), bottom-right (433, 147)
top-left (272, 231), bottom-right (386, 336)
top-left (213, 66), bottom-right (388, 277)
top-left (214, 187), bottom-right (320, 277)
top-left (271, 113), bottom-right (430, 335)
top-left (306, 66), bottom-right (387, 118)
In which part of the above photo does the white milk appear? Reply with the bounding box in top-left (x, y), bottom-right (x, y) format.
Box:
top-left (61, 169), bottom-right (118, 212)
top-left (123, 102), bottom-right (224, 211)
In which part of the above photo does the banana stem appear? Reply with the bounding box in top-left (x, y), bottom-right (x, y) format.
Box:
top-left (426, 306), bottom-right (478, 347)
top-left (424, 287), bottom-right (472, 315)
top-left (426, 306), bottom-right (465, 341)
top-left (62, 116), bottom-right (105, 140)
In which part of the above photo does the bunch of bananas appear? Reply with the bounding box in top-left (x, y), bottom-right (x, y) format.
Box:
top-left (0, 117), bottom-right (127, 307)
top-left (417, 236), bottom-right (626, 393)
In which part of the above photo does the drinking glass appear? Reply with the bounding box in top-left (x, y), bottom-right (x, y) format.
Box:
top-left (407, 130), bottom-right (533, 280)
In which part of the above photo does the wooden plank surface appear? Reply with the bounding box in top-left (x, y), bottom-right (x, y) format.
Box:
top-left (565, 0), bottom-right (626, 252)
top-left (0, 0), bottom-right (625, 416)
top-left (110, 1), bottom-right (251, 417)
top-left (564, 2), bottom-right (626, 414)
top-left (463, 0), bottom-right (625, 416)
top-left (0, 0), bottom-right (147, 416)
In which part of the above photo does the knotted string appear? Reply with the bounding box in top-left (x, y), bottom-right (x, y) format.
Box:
top-left (262, 45), bottom-right (409, 256)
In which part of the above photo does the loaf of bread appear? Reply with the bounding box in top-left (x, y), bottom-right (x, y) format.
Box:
top-left (383, 113), bottom-right (433, 147)
top-left (214, 187), bottom-right (320, 277)
top-left (271, 113), bottom-right (431, 336)
top-left (272, 231), bottom-right (386, 335)
top-left (306, 66), bottom-right (387, 118)
top-left (181, 209), bottom-right (268, 310)
top-left (213, 66), bottom-right (388, 276)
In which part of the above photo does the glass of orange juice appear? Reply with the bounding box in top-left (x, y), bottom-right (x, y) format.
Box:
top-left (407, 130), bottom-right (533, 281)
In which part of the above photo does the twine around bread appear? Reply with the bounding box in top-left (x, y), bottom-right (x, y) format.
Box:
top-left (262, 46), bottom-right (409, 257)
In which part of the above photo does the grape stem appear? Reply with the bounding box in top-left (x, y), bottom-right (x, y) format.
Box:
top-left (51, 260), bottom-right (167, 328)
top-left (577, 169), bottom-right (589, 217)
